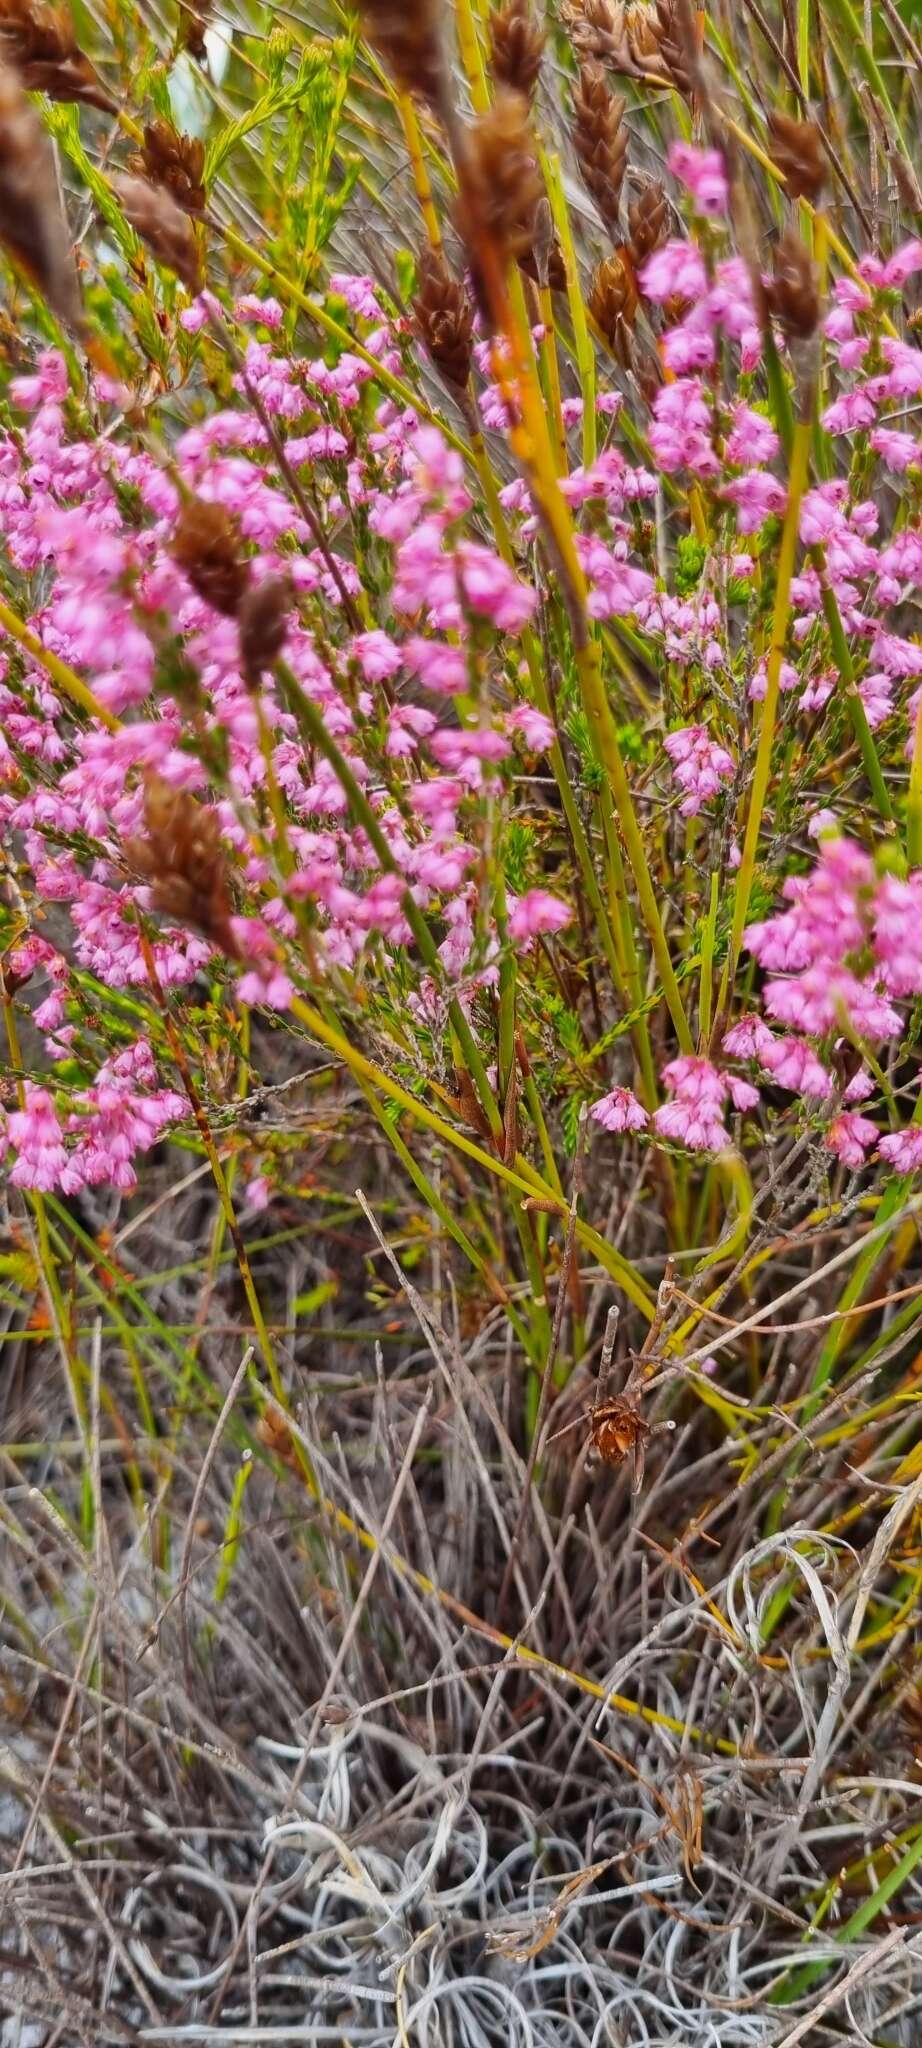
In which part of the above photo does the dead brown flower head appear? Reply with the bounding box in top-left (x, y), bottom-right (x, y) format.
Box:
top-left (110, 173), bottom-right (204, 297)
top-left (589, 246), bottom-right (638, 365)
top-left (627, 179), bottom-right (668, 269)
top-left (238, 575), bottom-right (291, 688)
top-left (573, 62), bottom-right (628, 239)
top-left (0, 56), bottom-right (83, 333)
top-left (356, 0), bottom-right (446, 111)
top-left (768, 112), bottom-right (826, 204)
top-left (762, 228), bottom-right (820, 342)
top-left (652, 0), bottom-right (698, 96)
top-left (179, 0), bottom-right (212, 60)
top-left (124, 776), bottom-right (239, 958)
top-left (414, 246), bottom-right (474, 390)
top-left (562, 0), bottom-right (663, 76)
top-left (489, 0), bottom-right (545, 103)
top-left (0, 0), bottom-right (115, 111)
top-left (456, 88), bottom-right (544, 311)
top-left (172, 497), bottom-right (251, 618)
top-left (128, 119), bottom-right (206, 218)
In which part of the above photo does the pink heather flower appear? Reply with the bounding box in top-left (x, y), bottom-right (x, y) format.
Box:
top-left (726, 1074), bottom-right (760, 1112)
top-left (668, 142), bottom-right (729, 215)
top-left (507, 889), bottom-right (572, 942)
top-left (879, 1127), bottom-right (922, 1171)
top-left (873, 873), bottom-right (922, 996)
top-left (649, 378), bottom-right (718, 478)
top-left (508, 705), bottom-right (555, 750)
top-left (870, 426), bottom-right (919, 471)
top-left (234, 294), bottom-right (283, 326)
top-left (458, 543), bottom-right (536, 633)
top-left (590, 1086), bottom-right (649, 1133)
top-left (351, 630), bottom-right (403, 682)
top-left (858, 672), bottom-right (893, 729)
top-left (329, 272), bottom-right (384, 320)
top-left (725, 404), bottom-right (780, 467)
top-left (6, 1084), bottom-right (68, 1190)
top-left (663, 725), bottom-right (734, 816)
top-left (404, 637), bottom-right (467, 696)
top-left (722, 1015), bottom-right (775, 1060)
top-left (639, 240), bottom-right (708, 305)
top-left (245, 1173), bottom-right (271, 1209)
top-left (821, 390), bottom-right (877, 435)
top-left (844, 1068), bottom-right (874, 1103)
top-left (653, 1100), bottom-right (730, 1152)
top-left (826, 1112), bottom-right (878, 1170)
top-left (760, 1036), bottom-right (833, 1098)
top-left (722, 470), bottom-right (788, 532)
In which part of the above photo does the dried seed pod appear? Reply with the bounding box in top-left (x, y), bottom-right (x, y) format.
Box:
top-left (627, 178), bottom-right (668, 268)
top-left (456, 87), bottom-right (544, 284)
top-left (589, 246), bottom-right (638, 364)
top-left (128, 118), bottom-right (206, 218)
top-left (489, 0), bottom-right (545, 103)
top-left (414, 246), bottom-right (474, 389)
top-left (110, 173), bottom-right (204, 296)
top-left (762, 228), bottom-right (820, 341)
top-left (255, 1406), bottom-right (301, 1470)
top-left (519, 232), bottom-right (567, 292)
top-left (179, 0), bottom-right (211, 60)
top-left (767, 111), bottom-right (826, 204)
top-left (572, 61), bottom-right (628, 238)
top-left (563, 0), bottom-right (663, 76)
top-left (0, 57), bottom-right (83, 332)
top-left (653, 0), bottom-right (697, 97)
top-left (172, 497), bottom-right (251, 617)
top-left (238, 575), bottom-right (291, 687)
top-left (0, 0), bottom-right (115, 111)
top-left (123, 775), bottom-right (239, 957)
top-left (355, 0), bottom-right (446, 111)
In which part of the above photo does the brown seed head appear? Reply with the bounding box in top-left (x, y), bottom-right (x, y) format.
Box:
top-left (0, 0), bottom-right (115, 110)
top-left (0, 56), bottom-right (83, 332)
top-left (573, 62), bottom-right (628, 238)
top-left (627, 179), bottom-right (668, 269)
top-left (128, 118), bottom-right (206, 218)
top-left (172, 497), bottom-right (251, 617)
top-left (179, 0), bottom-right (211, 59)
top-left (519, 230), bottom-right (567, 293)
top-left (762, 228), bottom-right (820, 341)
top-left (489, 0), bottom-right (545, 103)
top-left (356, 0), bottom-right (446, 110)
top-left (563, 0), bottom-right (663, 76)
top-left (589, 246), bottom-right (638, 365)
top-left (457, 88), bottom-right (544, 289)
top-left (110, 173), bottom-right (204, 297)
top-left (123, 775), bottom-right (239, 957)
top-left (238, 575), bottom-right (291, 687)
top-left (767, 111), bottom-right (826, 204)
top-left (652, 0), bottom-right (697, 97)
top-left (414, 246), bottom-right (474, 390)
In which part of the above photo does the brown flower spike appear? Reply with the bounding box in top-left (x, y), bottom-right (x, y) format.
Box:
top-left (767, 112), bottom-right (826, 204)
top-left (589, 247), bottom-right (638, 365)
top-left (124, 776), bottom-right (239, 958)
top-left (489, 0), bottom-right (545, 103)
top-left (0, 56), bottom-right (83, 333)
top-left (128, 119), bottom-right (206, 218)
top-left (573, 62), bottom-right (628, 239)
top-left (356, 0), bottom-right (446, 111)
top-left (563, 0), bottom-right (662, 76)
top-left (627, 179), bottom-right (668, 268)
top-left (238, 576), bottom-right (291, 688)
top-left (172, 498), bottom-right (251, 618)
top-left (456, 88), bottom-right (544, 304)
top-left (111, 173), bottom-right (204, 297)
top-left (414, 247), bottom-right (474, 391)
top-left (0, 0), bottom-right (115, 111)
top-left (762, 228), bottom-right (820, 342)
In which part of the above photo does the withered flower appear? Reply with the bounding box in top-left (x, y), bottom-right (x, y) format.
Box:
top-left (0, 57), bottom-right (83, 332)
top-left (355, 0), bottom-right (446, 112)
top-left (414, 246), bottom-right (474, 390)
top-left (573, 62), bottom-right (628, 239)
top-left (128, 118), bottom-right (206, 218)
top-left (489, 0), bottom-right (545, 103)
top-left (768, 111), bottom-right (826, 204)
top-left (238, 575), bottom-right (291, 688)
top-left (627, 179), bottom-right (668, 269)
top-left (110, 173), bottom-right (204, 297)
top-left (172, 496), bottom-right (251, 617)
top-left (762, 228), bottom-right (820, 341)
top-left (562, 0), bottom-right (663, 76)
top-left (0, 0), bottom-right (115, 111)
top-left (124, 775), bottom-right (239, 958)
top-left (652, 0), bottom-right (698, 96)
top-left (456, 87), bottom-right (544, 297)
top-left (519, 230), bottom-right (567, 293)
top-left (179, 0), bottom-right (211, 60)
top-left (588, 246), bottom-right (638, 365)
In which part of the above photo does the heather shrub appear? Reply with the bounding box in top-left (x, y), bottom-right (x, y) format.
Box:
top-left (5, 1), bottom-right (922, 2042)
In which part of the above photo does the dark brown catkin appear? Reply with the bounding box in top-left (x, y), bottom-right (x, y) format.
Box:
top-left (762, 228), bottom-right (820, 341)
top-left (489, 0), bottom-right (545, 103)
top-left (0, 56), bottom-right (84, 333)
top-left (414, 248), bottom-right (474, 390)
top-left (238, 577), bottom-right (291, 688)
top-left (456, 89), bottom-right (544, 272)
top-left (0, 0), bottom-right (114, 110)
top-left (767, 112), bottom-right (826, 204)
top-left (562, 0), bottom-right (662, 75)
top-left (110, 174), bottom-right (204, 296)
top-left (355, 0), bottom-right (446, 111)
top-left (627, 179), bottom-right (667, 268)
top-left (653, 0), bottom-right (697, 96)
top-left (172, 498), bottom-right (251, 618)
top-left (572, 62), bottom-right (628, 238)
top-left (123, 776), bottom-right (239, 958)
top-left (128, 119), bottom-right (206, 218)
top-left (588, 247), bottom-right (638, 365)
